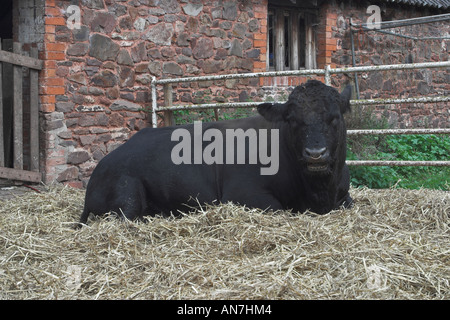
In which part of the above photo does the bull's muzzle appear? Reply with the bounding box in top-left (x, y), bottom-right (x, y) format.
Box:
top-left (304, 147), bottom-right (330, 172)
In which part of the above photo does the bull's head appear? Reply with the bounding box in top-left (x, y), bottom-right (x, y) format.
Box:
top-left (258, 80), bottom-right (352, 175)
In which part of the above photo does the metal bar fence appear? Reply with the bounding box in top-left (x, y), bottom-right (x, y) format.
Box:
top-left (350, 13), bottom-right (450, 31)
top-left (156, 96), bottom-right (450, 112)
top-left (150, 60), bottom-right (450, 168)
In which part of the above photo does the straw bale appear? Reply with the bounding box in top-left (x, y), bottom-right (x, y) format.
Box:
top-left (0, 185), bottom-right (448, 299)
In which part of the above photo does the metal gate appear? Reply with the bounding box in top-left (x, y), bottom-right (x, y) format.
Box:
top-left (150, 60), bottom-right (450, 168)
top-left (0, 40), bottom-right (42, 183)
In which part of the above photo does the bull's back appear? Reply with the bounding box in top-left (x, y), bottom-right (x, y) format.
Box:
top-left (85, 126), bottom-right (219, 217)
top-left (83, 115), bottom-right (279, 219)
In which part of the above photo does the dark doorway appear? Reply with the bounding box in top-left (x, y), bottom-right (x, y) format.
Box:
top-left (0, 0), bottom-right (13, 40)
top-left (0, 0), bottom-right (13, 168)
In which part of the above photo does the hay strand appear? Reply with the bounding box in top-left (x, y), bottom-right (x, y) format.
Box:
top-left (0, 185), bottom-right (448, 299)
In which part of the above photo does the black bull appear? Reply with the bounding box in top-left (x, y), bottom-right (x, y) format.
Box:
top-left (80, 80), bottom-right (353, 225)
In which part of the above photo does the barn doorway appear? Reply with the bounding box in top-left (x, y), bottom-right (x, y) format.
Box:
top-left (0, 0), bottom-right (13, 40)
top-left (0, 0), bottom-right (42, 184)
top-left (0, 0), bottom-right (14, 169)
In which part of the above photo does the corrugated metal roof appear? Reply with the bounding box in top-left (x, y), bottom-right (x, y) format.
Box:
top-left (381, 0), bottom-right (450, 9)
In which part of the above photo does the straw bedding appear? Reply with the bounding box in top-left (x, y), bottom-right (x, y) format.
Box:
top-left (0, 185), bottom-right (448, 299)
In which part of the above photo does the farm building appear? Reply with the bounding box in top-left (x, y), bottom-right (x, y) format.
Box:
top-left (0, 0), bottom-right (448, 187)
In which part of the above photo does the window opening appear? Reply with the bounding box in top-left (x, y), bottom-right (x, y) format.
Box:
top-left (267, 5), bottom-right (317, 71)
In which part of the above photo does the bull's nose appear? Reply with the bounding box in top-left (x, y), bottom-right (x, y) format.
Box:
top-left (304, 147), bottom-right (328, 160)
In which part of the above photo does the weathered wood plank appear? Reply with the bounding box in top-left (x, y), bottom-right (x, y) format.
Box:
top-left (275, 9), bottom-right (285, 71)
top-left (13, 42), bottom-right (23, 170)
top-left (305, 14), bottom-right (316, 69)
top-left (0, 166), bottom-right (41, 183)
top-left (0, 40), bottom-right (4, 167)
top-left (0, 49), bottom-right (43, 70)
top-left (290, 11), bottom-right (299, 70)
top-left (2, 39), bottom-right (13, 168)
top-left (30, 47), bottom-right (39, 172)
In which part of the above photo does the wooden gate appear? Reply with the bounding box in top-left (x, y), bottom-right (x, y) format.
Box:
top-left (0, 40), bottom-right (43, 183)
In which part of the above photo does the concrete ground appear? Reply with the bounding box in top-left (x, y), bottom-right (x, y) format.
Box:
top-left (0, 182), bottom-right (48, 201)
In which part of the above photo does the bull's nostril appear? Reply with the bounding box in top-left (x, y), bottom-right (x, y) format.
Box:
top-left (305, 147), bottom-right (327, 159)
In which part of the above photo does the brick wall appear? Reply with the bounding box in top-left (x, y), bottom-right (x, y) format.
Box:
top-left (317, 4), bottom-right (338, 69)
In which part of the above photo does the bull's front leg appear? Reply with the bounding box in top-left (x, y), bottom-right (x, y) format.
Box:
top-left (221, 190), bottom-right (283, 212)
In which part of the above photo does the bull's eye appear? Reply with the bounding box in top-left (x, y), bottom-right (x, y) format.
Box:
top-left (330, 117), bottom-right (339, 127)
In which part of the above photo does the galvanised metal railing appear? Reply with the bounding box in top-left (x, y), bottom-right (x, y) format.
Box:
top-left (150, 60), bottom-right (450, 167)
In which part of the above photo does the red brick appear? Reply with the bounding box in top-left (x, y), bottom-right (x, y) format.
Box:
top-left (254, 12), bottom-right (267, 19)
top-left (45, 25), bottom-right (56, 34)
top-left (326, 18), bottom-right (336, 27)
top-left (40, 95), bottom-right (56, 104)
top-left (42, 86), bottom-right (65, 95)
top-left (253, 4), bottom-right (267, 12)
top-left (45, 0), bottom-right (57, 7)
top-left (328, 38), bottom-right (337, 45)
top-left (46, 43), bottom-right (66, 51)
top-left (41, 68), bottom-right (57, 78)
top-left (43, 78), bottom-right (65, 86)
top-left (43, 60), bottom-right (56, 68)
top-left (327, 12), bottom-right (338, 20)
top-left (289, 77), bottom-right (306, 86)
top-left (254, 40), bottom-right (266, 48)
top-left (40, 103), bottom-right (56, 113)
top-left (45, 17), bottom-right (66, 26)
top-left (44, 34), bottom-right (55, 42)
top-left (253, 61), bottom-right (266, 70)
top-left (316, 56), bottom-right (326, 66)
top-left (254, 33), bottom-right (266, 40)
top-left (318, 38), bottom-right (327, 46)
top-left (46, 7), bottom-right (61, 16)
top-left (46, 51), bottom-right (65, 60)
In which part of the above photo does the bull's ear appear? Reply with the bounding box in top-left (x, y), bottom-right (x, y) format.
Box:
top-left (257, 102), bottom-right (290, 122)
top-left (340, 84), bottom-right (352, 114)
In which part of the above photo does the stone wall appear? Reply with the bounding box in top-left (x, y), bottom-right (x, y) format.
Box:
top-left (324, 0), bottom-right (449, 128)
top-left (35, 0), bottom-right (448, 187)
top-left (151, 0), bottom-right (268, 107)
top-left (261, 1), bottom-right (449, 128)
top-left (13, 0), bottom-right (46, 50)
top-left (39, 0), bottom-right (269, 187)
